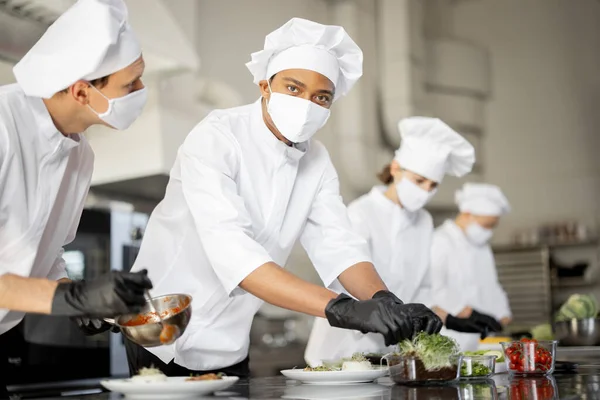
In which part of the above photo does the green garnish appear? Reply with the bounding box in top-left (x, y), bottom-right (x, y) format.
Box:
top-left (461, 362), bottom-right (491, 377)
top-left (397, 333), bottom-right (460, 370)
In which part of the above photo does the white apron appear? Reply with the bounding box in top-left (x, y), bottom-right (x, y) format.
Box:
top-left (305, 186), bottom-right (434, 366)
top-left (431, 220), bottom-right (512, 351)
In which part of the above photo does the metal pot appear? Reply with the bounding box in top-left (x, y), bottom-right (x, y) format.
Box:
top-left (105, 293), bottom-right (192, 347)
top-left (554, 317), bottom-right (600, 346)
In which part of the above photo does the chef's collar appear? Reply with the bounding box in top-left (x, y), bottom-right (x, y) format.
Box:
top-left (252, 99), bottom-right (307, 161)
top-left (26, 95), bottom-right (81, 151)
top-left (370, 185), bottom-right (417, 221)
top-left (444, 219), bottom-right (471, 245)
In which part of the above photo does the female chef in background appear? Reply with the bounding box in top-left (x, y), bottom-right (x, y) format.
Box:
top-left (305, 117), bottom-right (501, 365)
top-left (431, 183), bottom-right (512, 351)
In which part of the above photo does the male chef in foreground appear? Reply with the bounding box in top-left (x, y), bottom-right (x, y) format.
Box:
top-left (431, 183), bottom-right (511, 351)
top-left (0, 0), bottom-right (152, 393)
top-left (105, 18), bottom-right (442, 377)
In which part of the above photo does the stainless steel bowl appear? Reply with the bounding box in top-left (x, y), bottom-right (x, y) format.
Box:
top-left (554, 317), bottom-right (600, 346)
top-left (105, 293), bottom-right (192, 348)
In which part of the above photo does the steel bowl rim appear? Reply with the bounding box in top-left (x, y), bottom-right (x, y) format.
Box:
top-left (115, 293), bottom-right (193, 328)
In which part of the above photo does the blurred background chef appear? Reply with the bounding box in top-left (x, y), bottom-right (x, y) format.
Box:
top-left (0, 0), bottom-right (153, 394)
top-left (305, 117), bottom-right (484, 365)
top-left (431, 183), bottom-right (512, 351)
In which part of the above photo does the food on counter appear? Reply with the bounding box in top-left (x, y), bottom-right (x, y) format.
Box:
top-left (503, 338), bottom-right (554, 374)
top-left (186, 373), bottom-right (224, 381)
top-left (463, 350), bottom-right (504, 363)
top-left (303, 365), bottom-right (333, 372)
top-left (388, 333), bottom-right (460, 382)
top-left (531, 323), bottom-right (554, 341)
top-left (460, 362), bottom-right (491, 377)
top-left (555, 293), bottom-right (598, 321)
top-left (130, 367), bottom-right (167, 383)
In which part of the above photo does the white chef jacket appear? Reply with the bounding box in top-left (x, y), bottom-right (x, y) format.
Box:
top-left (131, 99), bottom-right (371, 370)
top-left (305, 186), bottom-right (434, 366)
top-left (431, 220), bottom-right (511, 351)
top-left (0, 84), bottom-right (93, 335)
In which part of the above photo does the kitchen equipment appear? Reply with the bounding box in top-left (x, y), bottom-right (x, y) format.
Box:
top-left (105, 294), bottom-right (192, 347)
top-left (459, 355), bottom-right (496, 380)
top-left (500, 340), bottom-right (557, 375)
top-left (554, 318), bottom-right (600, 346)
top-left (383, 354), bottom-right (462, 385)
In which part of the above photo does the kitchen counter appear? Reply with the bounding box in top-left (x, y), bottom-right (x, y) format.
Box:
top-left (9, 368), bottom-right (600, 399)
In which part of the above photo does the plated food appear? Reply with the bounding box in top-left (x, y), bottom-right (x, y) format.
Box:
top-left (306, 353), bottom-right (374, 372)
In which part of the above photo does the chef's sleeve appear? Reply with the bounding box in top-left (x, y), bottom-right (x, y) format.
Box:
top-left (347, 204), bottom-right (372, 243)
top-left (488, 258), bottom-right (512, 319)
top-left (300, 156), bottom-right (372, 288)
top-left (180, 123), bottom-right (273, 295)
top-left (46, 141), bottom-right (93, 282)
top-left (430, 236), bottom-right (467, 316)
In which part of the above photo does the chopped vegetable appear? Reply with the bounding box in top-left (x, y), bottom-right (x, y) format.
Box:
top-left (398, 333), bottom-right (460, 370)
top-left (303, 365), bottom-right (334, 371)
top-left (463, 350), bottom-right (504, 363)
top-left (460, 362), bottom-right (491, 377)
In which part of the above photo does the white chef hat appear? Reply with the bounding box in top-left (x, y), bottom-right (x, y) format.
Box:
top-left (246, 17), bottom-right (363, 101)
top-left (456, 183), bottom-right (511, 216)
top-left (394, 117), bottom-right (475, 182)
top-left (13, 0), bottom-right (141, 98)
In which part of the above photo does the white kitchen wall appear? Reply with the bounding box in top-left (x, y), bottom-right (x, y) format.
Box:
top-left (451, 0), bottom-right (600, 243)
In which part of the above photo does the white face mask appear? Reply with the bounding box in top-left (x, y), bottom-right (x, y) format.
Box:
top-left (88, 85), bottom-right (148, 130)
top-left (466, 222), bottom-right (494, 246)
top-left (395, 178), bottom-right (437, 212)
top-left (266, 83), bottom-right (330, 143)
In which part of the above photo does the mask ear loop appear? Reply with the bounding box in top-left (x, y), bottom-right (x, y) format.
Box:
top-left (87, 83), bottom-right (111, 116)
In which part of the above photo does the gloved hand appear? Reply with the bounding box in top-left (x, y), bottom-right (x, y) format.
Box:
top-left (445, 309), bottom-right (503, 339)
top-left (325, 291), bottom-right (443, 346)
top-left (72, 317), bottom-right (119, 336)
top-left (51, 270), bottom-right (152, 317)
top-left (372, 290), bottom-right (443, 336)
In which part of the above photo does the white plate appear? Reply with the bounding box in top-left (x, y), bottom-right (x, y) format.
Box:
top-left (282, 383), bottom-right (389, 399)
top-left (100, 376), bottom-right (239, 399)
top-left (280, 368), bottom-right (388, 385)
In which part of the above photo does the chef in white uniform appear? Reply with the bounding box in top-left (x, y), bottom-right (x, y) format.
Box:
top-left (431, 183), bottom-right (511, 351)
top-left (306, 117), bottom-right (486, 365)
top-left (125, 18), bottom-right (442, 378)
top-left (0, 1), bottom-right (152, 392)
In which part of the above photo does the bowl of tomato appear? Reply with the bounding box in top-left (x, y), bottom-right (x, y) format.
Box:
top-left (500, 339), bottom-right (557, 375)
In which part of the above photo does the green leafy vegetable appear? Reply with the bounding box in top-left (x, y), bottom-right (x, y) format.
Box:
top-left (531, 323), bottom-right (554, 340)
top-left (555, 294), bottom-right (598, 321)
top-left (397, 333), bottom-right (460, 371)
top-left (461, 362), bottom-right (491, 377)
top-left (463, 350), bottom-right (504, 363)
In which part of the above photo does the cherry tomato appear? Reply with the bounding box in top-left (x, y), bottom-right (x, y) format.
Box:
top-left (517, 364), bottom-right (525, 372)
top-left (510, 362), bottom-right (518, 370)
top-left (505, 347), bottom-right (516, 356)
top-left (520, 338), bottom-right (531, 343)
top-left (510, 353), bottom-right (521, 364)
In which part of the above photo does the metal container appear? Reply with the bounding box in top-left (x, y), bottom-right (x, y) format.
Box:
top-left (105, 294), bottom-right (192, 347)
top-left (554, 318), bottom-right (600, 346)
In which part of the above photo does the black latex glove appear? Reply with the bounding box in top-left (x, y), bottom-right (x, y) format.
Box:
top-left (372, 290), bottom-right (443, 336)
top-left (51, 270), bottom-right (152, 317)
top-left (72, 317), bottom-right (119, 336)
top-left (325, 291), bottom-right (443, 346)
top-left (445, 310), bottom-right (503, 339)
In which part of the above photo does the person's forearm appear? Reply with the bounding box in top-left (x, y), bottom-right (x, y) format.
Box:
top-left (337, 262), bottom-right (387, 300)
top-left (0, 274), bottom-right (58, 314)
top-left (239, 262), bottom-right (337, 318)
top-left (433, 306), bottom-right (449, 324)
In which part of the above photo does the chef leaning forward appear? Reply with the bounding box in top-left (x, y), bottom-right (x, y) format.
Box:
top-left (306, 117), bottom-right (500, 365)
top-left (431, 183), bottom-right (512, 351)
top-left (0, 0), bottom-right (153, 391)
top-left (81, 18), bottom-right (443, 377)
